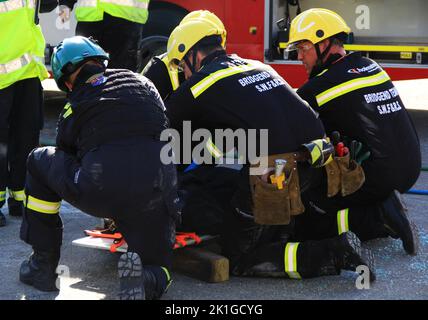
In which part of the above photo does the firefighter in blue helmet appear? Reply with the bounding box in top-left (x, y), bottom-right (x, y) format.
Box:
top-left (19, 36), bottom-right (179, 300)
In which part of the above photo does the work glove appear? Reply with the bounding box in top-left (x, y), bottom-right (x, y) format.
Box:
top-left (342, 136), bottom-right (371, 165)
top-left (354, 142), bottom-right (371, 165)
top-left (301, 138), bottom-right (335, 168)
top-left (59, 5), bottom-right (71, 23)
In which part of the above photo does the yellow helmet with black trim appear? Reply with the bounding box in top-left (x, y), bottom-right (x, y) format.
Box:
top-left (286, 8), bottom-right (351, 51)
top-left (179, 10), bottom-right (227, 48)
top-left (167, 10), bottom-right (227, 66)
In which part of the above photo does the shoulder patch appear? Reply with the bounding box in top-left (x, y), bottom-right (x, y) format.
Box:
top-left (89, 75), bottom-right (107, 87)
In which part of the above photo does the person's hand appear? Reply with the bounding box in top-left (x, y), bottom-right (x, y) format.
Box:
top-left (59, 5), bottom-right (71, 23)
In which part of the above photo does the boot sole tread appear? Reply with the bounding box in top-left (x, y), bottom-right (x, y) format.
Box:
top-left (118, 252), bottom-right (144, 300)
top-left (343, 232), bottom-right (376, 282)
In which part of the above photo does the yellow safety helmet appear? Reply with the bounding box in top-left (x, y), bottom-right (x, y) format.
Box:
top-left (179, 10), bottom-right (227, 48)
top-left (286, 8), bottom-right (351, 51)
top-left (167, 10), bottom-right (227, 66)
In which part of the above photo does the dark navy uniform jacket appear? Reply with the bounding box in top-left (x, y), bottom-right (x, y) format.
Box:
top-left (297, 52), bottom-right (421, 192)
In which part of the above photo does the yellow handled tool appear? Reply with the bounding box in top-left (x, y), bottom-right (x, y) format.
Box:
top-left (270, 173), bottom-right (286, 189)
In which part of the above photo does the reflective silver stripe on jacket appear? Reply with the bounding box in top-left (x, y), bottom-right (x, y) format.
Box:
top-left (0, 53), bottom-right (42, 74)
top-left (76, 0), bottom-right (97, 8)
top-left (101, 0), bottom-right (149, 9)
top-left (0, 0), bottom-right (28, 13)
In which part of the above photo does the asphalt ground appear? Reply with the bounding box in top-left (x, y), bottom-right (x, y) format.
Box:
top-left (0, 99), bottom-right (427, 301)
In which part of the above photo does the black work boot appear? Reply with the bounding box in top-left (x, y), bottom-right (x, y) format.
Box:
top-left (118, 252), bottom-right (169, 300)
top-left (0, 211), bottom-right (5, 227)
top-left (8, 198), bottom-right (23, 217)
top-left (330, 231), bottom-right (376, 282)
top-left (380, 190), bottom-right (419, 255)
top-left (20, 250), bottom-right (60, 292)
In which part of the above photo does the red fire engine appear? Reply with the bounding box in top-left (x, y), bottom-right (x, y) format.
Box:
top-left (142, 0), bottom-right (428, 88)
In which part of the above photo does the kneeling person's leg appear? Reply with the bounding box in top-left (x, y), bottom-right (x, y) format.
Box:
top-left (117, 164), bottom-right (178, 300)
top-left (19, 147), bottom-right (81, 292)
top-left (20, 147), bottom-right (64, 292)
top-left (233, 232), bottom-right (375, 282)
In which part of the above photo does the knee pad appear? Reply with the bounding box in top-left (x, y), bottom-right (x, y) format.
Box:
top-left (27, 147), bottom-right (56, 180)
top-left (20, 208), bottom-right (63, 250)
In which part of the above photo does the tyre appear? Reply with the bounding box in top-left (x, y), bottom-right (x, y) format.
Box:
top-left (138, 2), bottom-right (188, 71)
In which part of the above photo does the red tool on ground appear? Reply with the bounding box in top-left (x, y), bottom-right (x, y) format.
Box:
top-left (75, 229), bottom-right (213, 253)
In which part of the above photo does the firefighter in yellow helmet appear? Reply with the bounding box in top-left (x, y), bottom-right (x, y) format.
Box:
top-left (143, 10), bottom-right (226, 100)
top-left (166, 11), bottom-right (227, 80)
top-left (286, 8), bottom-right (350, 76)
top-left (286, 8), bottom-right (420, 255)
top-left (158, 10), bottom-right (377, 282)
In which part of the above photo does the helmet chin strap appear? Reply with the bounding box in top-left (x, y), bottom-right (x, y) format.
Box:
top-left (314, 39), bottom-right (334, 70)
top-left (309, 39), bottom-right (335, 78)
top-left (183, 49), bottom-right (198, 75)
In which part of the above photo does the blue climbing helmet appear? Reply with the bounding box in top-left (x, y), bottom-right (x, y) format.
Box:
top-left (51, 36), bottom-right (109, 92)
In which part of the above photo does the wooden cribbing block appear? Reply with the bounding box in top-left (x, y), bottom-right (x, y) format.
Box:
top-left (172, 247), bottom-right (229, 283)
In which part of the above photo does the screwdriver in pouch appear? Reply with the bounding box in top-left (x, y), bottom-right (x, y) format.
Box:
top-left (331, 131), bottom-right (341, 145)
top-left (270, 159), bottom-right (287, 190)
top-left (350, 140), bottom-right (358, 161)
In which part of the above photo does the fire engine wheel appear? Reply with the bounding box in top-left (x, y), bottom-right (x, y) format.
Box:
top-left (138, 35), bottom-right (169, 72)
top-left (138, 2), bottom-right (188, 71)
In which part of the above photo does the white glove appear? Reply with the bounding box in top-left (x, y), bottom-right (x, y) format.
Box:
top-left (59, 5), bottom-right (71, 23)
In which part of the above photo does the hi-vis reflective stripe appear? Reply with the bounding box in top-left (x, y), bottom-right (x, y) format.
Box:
top-left (161, 267), bottom-right (171, 282)
top-left (76, 0), bottom-right (97, 7)
top-left (0, 0), bottom-right (28, 13)
top-left (337, 209), bottom-right (349, 234)
top-left (316, 69), bottom-right (328, 77)
top-left (0, 191), bottom-right (5, 202)
top-left (63, 103), bottom-right (72, 119)
top-left (9, 189), bottom-right (25, 202)
top-left (191, 64), bottom-right (257, 98)
top-left (101, 0), bottom-right (149, 9)
top-left (162, 267), bottom-right (173, 290)
top-left (0, 53), bottom-right (43, 75)
top-left (316, 70), bottom-right (390, 107)
top-left (310, 139), bottom-right (323, 164)
top-left (25, 196), bottom-right (61, 214)
top-left (206, 137), bottom-right (223, 159)
top-left (344, 44), bottom-right (428, 53)
top-left (284, 242), bottom-right (301, 279)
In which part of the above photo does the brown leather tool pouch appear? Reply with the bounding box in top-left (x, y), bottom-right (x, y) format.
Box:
top-left (250, 153), bottom-right (305, 225)
top-left (325, 153), bottom-right (365, 197)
